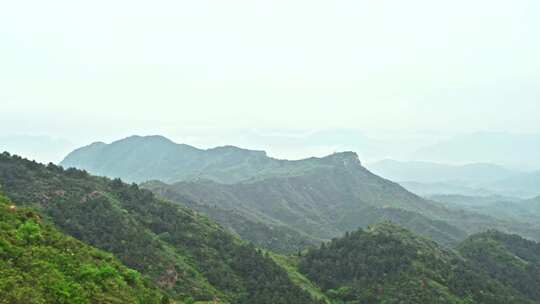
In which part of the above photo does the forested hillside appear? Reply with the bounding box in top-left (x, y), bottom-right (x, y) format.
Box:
top-left (458, 230), bottom-right (540, 301)
top-left (4, 150), bottom-right (540, 304)
top-left (298, 223), bottom-right (536, 304)
top-left (145, 151), bottom-right (540, 252)
top-left (0, 152), bottom-right (319, 304)
top-left (61, 136), bottom-right (540, 252)
top-left (0, 193), bottom-right (164, 304)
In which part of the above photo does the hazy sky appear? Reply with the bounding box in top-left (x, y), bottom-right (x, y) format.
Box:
top-left (1, 1), bottom-right (539, 160)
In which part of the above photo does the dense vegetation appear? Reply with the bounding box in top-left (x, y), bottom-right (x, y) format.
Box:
top-left (143, 180), bottom-right (323, 254)
top-left (458, 230), bottom-right (540, 301)
top-left (0, 152), bottom-right (318, 303)
top-left (4, 148), bottom-right (540, 304)
top-left (298, 223), bottom-right (535, 304)
top-left (62, 135), bottom-right (540, 252)
top-left (146, 153), bottom-right (540, 253)
top-left (0, 193), bottom-right (164, 304)
top-left (144, 152), bottom-right (472, 250)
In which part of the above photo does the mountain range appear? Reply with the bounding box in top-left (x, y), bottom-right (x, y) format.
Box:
top-left (368, 159), bottom-right (540, 198)
top-left (60, 136), bottom-right (540, 252)
top-left (430, 194), bottom-right (540, 226)
top-left (367, 159), bottom-right (517, 184)
top-left (412, 131), bottom-right (540, 169)
top-left (61, 135), bottom-right (328, 184)
top-left (2, 133), bottom-right (540, 302)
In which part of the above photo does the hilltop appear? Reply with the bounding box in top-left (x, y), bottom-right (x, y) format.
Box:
top-left (298, 222), bottom-right (535, 304)
top-left (458, 230), bottom-right (540, 301)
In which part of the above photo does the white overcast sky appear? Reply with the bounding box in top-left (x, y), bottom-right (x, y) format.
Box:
top-left (1, 0), bottom-right (539, 150)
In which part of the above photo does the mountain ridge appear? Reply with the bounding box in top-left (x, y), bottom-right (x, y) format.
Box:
top-left (61, 135), bottom-right (540, 252)
top-left (61, 135), bottom-right (360, 184)
top-left (0, 152), bottom-right (319, 303)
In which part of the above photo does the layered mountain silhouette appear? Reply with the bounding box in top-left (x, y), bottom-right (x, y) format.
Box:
top-left (368, 159), bottom-right (517, 184)
top-left (368, 159), bottom-right (540, 198)
top-left (4, 144), bottom-right (540, 303)
top-left (60, 136), bottom-right (540, 252)
top-left (61, 135), bottom-right (319, 184)
top-left (412, 131), bottom-right (540, 169)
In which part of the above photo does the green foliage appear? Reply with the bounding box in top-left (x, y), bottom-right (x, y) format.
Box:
top-left (15, 220), bottom-right (43, 243)
top-left (144, 158), bottom-right (472, 253)
top-left (144, 181), bottom-right (323, 254)
top-left (269, 252), bottom-right (331, 303)
top-left (298, 222), bottom-right (534, 304)
top-left (0, 152), bottom-right (317, 303)
top-left (0, 194), bottom-right (164, 304)
top-left (458, 230), bottom-right (540, 301)
top-left (62, 136), bottom-right (540, 253)
top-left (145, 150), bottom-right (540, 254)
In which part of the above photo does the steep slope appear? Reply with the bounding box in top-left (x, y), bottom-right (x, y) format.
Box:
top-left (0, 152), bottom-right (318, 304)
top-left (147, 152), bottom-right (540, 250)
top-left (458, 230), bottom-right (540, 301)
top-left (0, 193), bottom-right (164, 304)
top-left (298, 223), bottom-right (534, 304)
top-left (142, 180), bottom-right (323, 254)
top-left (144, 152), bottom-right (474, 249)
top-left (62, 136), bottom-right (540, 249)
top-left (149, 178), bottom-right (469, 250)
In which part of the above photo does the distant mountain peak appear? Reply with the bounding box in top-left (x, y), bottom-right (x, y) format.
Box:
top-left (321, 151), bottom-right (362, 167)
top-left (118, 134), bottom-right (176, 145)
top-left (87, 141), bottom-right (106, 147)
top-left (61, 136), bottom-right (370, 183)
top-left (326, 150), bottom-right (358, 158)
